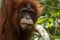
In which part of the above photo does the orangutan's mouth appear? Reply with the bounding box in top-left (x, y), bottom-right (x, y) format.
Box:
top-left (22, 23), bottom-right (33, 25)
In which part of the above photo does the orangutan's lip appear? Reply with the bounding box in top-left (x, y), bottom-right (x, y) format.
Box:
top-left (22, 23), bottom-right (33, 26)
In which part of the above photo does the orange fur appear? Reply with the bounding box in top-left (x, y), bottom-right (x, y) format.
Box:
top-left (13, 0), bottom-right (44, 17)
top-left (0, 0), bottom-right (44, 40)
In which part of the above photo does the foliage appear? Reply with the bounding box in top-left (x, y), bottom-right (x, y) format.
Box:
top-left (33, 0), bottom-right (60, 40)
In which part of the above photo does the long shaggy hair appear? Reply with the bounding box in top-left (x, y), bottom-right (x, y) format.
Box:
top-left (0, 0), bottom-right (43, 40)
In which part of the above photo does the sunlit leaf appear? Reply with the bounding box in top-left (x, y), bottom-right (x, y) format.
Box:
top-left (48, 18), bottom-right (54, 23)
top-left (51, 36), bottom-right (60, 39)
top-left (36, 17), bottom-right (46, 24)
top-left (46, 22), bottom-right (51, 27)
top-left (57, 12), bottom-right (60, 16)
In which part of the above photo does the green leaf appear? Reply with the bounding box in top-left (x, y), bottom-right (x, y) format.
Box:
top-left (57, 12), bottom-right (59, 16)
top-left (36, 17), bottom-right (46, 24)
top-left (51, 36), bottom-right (60, 39)
top-left (46, 22), bottom-right (51, 27)
top-left (48, 18), bottom-right (54, 23)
